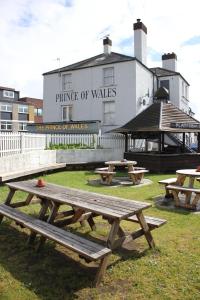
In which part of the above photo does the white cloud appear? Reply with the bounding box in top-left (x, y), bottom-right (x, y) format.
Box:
top-left (0, 0), bottom-right (200, 118)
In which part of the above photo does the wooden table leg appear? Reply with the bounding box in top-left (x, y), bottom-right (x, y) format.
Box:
top-left (36, 202), bottom-right (60, 251)
top-left (136, 211), bottom-right (155, 249)
top-left (0, 188), bottom-right (16, 224)
top-left (106, 219), bottom-right (120, 249)
top-left (27, 198), bottom-right (50, 245)
top-left (176, 175), bottom-right (186, 186)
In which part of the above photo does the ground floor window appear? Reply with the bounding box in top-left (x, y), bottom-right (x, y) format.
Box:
top-left (0, 121), bottom-right (12, 131)
top-left (62, 105), bottom-right (72, 121)
top-left (18, 122), bottom-right (27, 131)
top-left (103, 101), bottom-right (115, 125)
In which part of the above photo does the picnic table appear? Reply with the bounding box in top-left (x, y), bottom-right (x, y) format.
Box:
top-left (105, 160), bottom-right (137, 172)
top-left (0, 179), bottom-right (166, 285)
top-left (166, 169), bottom-right (200, 209)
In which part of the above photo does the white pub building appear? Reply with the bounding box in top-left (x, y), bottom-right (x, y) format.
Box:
top-left (43, 19), bottom-right (192, 134)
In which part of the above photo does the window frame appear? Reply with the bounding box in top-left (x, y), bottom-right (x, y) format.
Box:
top-left (103, 67), bottom-right (114, 86)
top-left (1, 104), bottom-right (12, 112)
top-left (62, 73), bottom-right (72, 91)
top-left (103, 100), bottom-right (115, 125)
top-left (61, 105), bottom-right (73, 121)
top-left (3, 90), bottom-right (14, 98)
top-left (0, 121), bottom-right (12, 131)
top-left (18, 105), bottom-right (28, 114)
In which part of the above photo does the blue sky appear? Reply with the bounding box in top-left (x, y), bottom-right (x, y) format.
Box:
top-left (1, 0), bottom-right (200, 118)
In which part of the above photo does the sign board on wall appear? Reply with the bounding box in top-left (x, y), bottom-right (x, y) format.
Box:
top-left (27, 121), bottom-right (100, 134)
top-left (170, 122), bottom-right (200, 129)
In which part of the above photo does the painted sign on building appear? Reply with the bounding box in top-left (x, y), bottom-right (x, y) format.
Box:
top-left (171, 122), bottom-right (200, 129)
top-left (28, 121), bottom-right (100, 134)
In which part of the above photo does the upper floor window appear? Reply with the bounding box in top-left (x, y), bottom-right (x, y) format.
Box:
top-left (103, 101), bottom-right (115, 125)
top-left (34, 108), bottom-right (43, 116)
top-left (3, 90), bottom-right (14, 98)
top-left (1, 104), bottom-right (12, 112)
top-left (160, 80), bottom-right (170, 99)
top-left (103, 67), bottom-right (114, 86)
top-left (62, 73), bottom-right (72, 91)
top-left (18, 105), bottom-right (28, 114)
top-left (62, 105), bottom-right (72, 121)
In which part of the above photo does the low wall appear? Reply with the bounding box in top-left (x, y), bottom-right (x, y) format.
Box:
top-left (0, 149), bottom-right (124, 174)
top-left (124, 152), bottom-right (200, 173)
top-left (56, 149), bottom-right (124, 164)
top-left (0, 150), bottom-right (57, 173)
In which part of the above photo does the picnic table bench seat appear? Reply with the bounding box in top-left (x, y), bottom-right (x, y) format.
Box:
top-left (166, 185), bottom-right (200, 209)
top-left (94, 169), bottom-right (116, 185)
top-left (158, 178), bottom-right (177, 198)
top-left (128, 169), bottom-right (149, 185)
top-left (0, 204), bottom-right (111, 286)
top-left (126, 215), bottom-right (167, 239)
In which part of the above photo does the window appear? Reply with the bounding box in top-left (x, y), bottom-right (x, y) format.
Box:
top-left (103, 101), bottom-right (115, 125)
top-left (1, 104), bottom-right (12, 112)
top-left (18, 122), bottom-right (27, 131)
top-left (62, 73), bottom-right (72, 91)
top-left (103, 67), bottom-right (114, 86)
top-left (34, 108), bottom-right (43, 116)
top-left (0, 112), bottom-right (12, 120)
top-left (3, 90), bottom-right (14, 98)
top-left (160, 80), bottom-right (170, 99)
top-left (18, 105), bottom-right (28, 113)
top-left (18, 113), bottom-right (28, 121)
top-left (62, 105), bottom-right (72, 121)
top-left (0, 121), bottom-right (12, 131)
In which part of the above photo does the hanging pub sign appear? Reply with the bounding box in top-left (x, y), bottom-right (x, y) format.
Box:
top-left (27, 121), bottom-right (100, 134)
top-left (170, 122), bottom-right (200, 129)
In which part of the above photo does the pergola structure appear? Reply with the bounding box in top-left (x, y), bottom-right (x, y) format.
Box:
top-left (111, 101), bottom-right (200, 153)
top-left (110, 100), bottom-right (200, 172)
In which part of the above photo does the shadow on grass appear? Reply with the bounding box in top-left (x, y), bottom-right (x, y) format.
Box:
top-left (0, 223), bottom-right (100, 299)
top-left (0, 221), bottom-right (149, 300)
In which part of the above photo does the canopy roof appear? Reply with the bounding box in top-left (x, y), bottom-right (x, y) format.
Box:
top-left (110, 101), bottom-right (200, 133)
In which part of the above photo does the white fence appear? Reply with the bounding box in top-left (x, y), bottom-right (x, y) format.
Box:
top-left (0, 132), bottom-right (140, 158)
top-left (0, 132), bottom-right (46, 157)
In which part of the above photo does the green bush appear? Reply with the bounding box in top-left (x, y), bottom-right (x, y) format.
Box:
top-left (47, 143), bottom-right (94, 150)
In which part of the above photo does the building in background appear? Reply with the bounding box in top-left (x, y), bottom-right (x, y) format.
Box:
top-left (42, 19), bottom-right (192, 133)
top-left (0, 86), bottom-right (34, 131)
top-left (19, 97), bottom-right (43, 123)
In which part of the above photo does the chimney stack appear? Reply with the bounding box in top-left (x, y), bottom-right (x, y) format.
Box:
top-left (103, 37), bottom-right (112, 55)
top-left (133, 18), bottom-right (147, 65)
top-left (162, 52), bottom-right (177, 71)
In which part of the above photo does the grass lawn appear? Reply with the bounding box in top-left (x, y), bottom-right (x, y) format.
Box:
top-left (0, 170), bottom-right (199, 300)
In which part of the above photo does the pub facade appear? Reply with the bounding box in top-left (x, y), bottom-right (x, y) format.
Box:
top-left (43, 19), bottom-right (192, 134)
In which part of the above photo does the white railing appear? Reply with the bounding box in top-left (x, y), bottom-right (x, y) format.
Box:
top-left (0, 132), bottom-right (46, 157)
top-left (0, 132), bottom-right (143, 157)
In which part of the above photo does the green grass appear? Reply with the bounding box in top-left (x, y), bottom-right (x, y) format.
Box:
top-left (0, 171), bottom-right (200, 300)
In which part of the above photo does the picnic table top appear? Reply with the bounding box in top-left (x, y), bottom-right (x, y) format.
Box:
top-left (105, 160), bottom-right (137, 166)
top-left (176, 169), bottom-right (200, 176)
top-left (6, 179), bottom-right (151, 220)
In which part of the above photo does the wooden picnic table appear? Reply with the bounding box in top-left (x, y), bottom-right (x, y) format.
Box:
top-left (0, 179), bottom-right (167, 285)
top-left (165, 169), bottom-right (200, 209)
top-left (3, 179), bottom-right (155, 250)
top-left (105, 160), bottom-right (137, 172)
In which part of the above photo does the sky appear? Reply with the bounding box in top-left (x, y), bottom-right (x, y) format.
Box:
top-left (1, 0), bottom-right (200, 118)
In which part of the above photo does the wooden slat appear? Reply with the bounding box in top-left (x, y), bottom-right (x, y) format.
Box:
top-left (6, 180), bottom-right (151, 219)
top-left (0, 163), bottom-right (66, 182)
top-left (0, 204), bottom-right (111, 261)
top-left (127, 215), bottom-right (167, 228)
top-left (166, 185), bottom-right (200, 193)
top-left (158, 178), bottom-right (177, 185)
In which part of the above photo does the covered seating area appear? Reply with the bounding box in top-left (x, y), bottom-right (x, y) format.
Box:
top-left (110, 100), bottom-right (200, 173)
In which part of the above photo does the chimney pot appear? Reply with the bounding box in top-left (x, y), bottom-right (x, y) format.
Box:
top-left (103, 37), bottom-right (112, 55)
